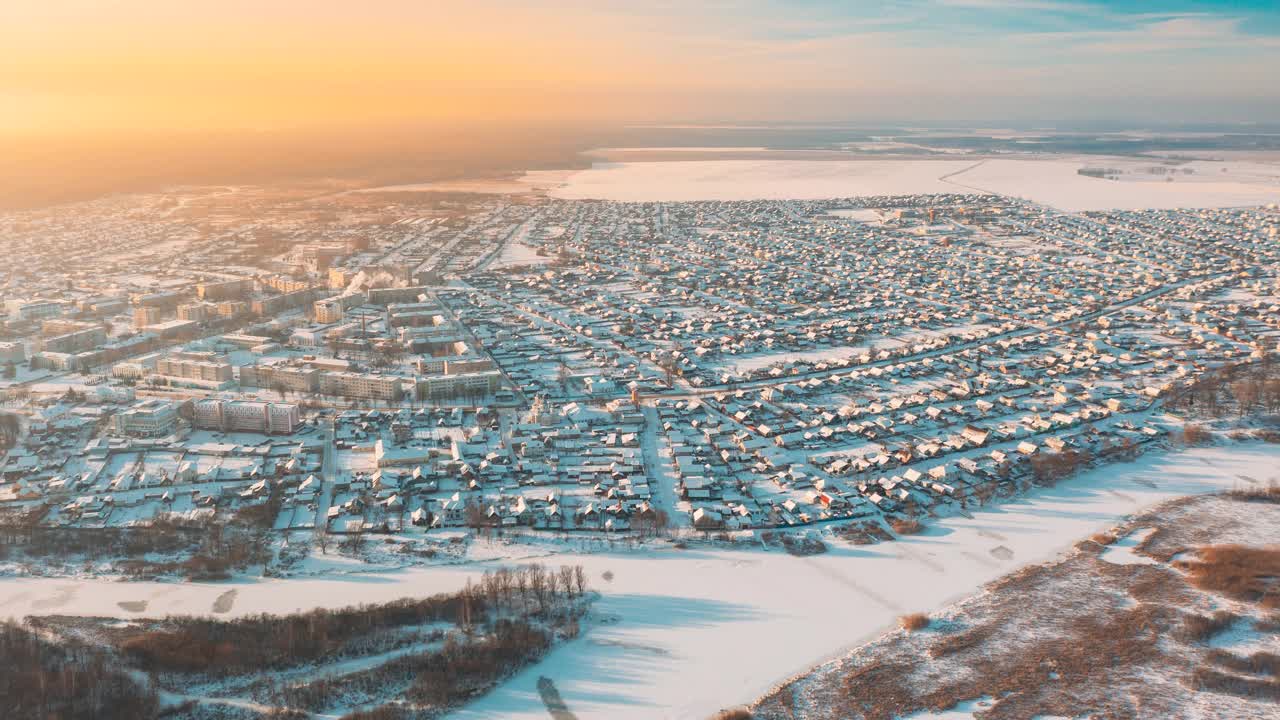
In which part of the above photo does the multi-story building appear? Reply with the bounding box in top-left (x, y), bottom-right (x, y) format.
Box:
top-left (38, 325), bottom-right (107, 354)
top-left (17, 301), bottom-right (65, 322)
top-left (416, 370), bottom-right (503, 401)
top-left (196, 278), bottom-right (253, 302)
top-left (111, 352), bottom-right (161, 380)
top-left (192, 398), bottom-right (300, 434)
top-left (112, 399), bottom-right (178, 437)
top-left (132, 290), bottom-right (185, 309)
top-left (215, 301), bottom-right (249, 317)
top-left (155, 351), bottom-right (234, 388)
top-left (386, 302), bottom-right (445, 328)
top-left (261, 275), bottom-right (315, 294)
top-left (133, 305), bottom-right (163, 328)
top-left (140, 319), bottom-right (199, 339)
top-left (238, 363), bottom-right (321, 393)
top-left (328, 267), bottom-right (357, 290)
top-left (319, 370), bottom-right (404, 401)
top-left (300, 244), bottom-right (346, 272)
top-left (414, 355), bottom-right (494, 375)
top-left (368, 286), bottom-right (431, 306)
top-left (80, 297), bottom-right (128, 316)
top-left (313, 293), bottom-right (365, 324)
top-left (252, 287), bottom-right (316, 316)
top-left (177, 303), bottom-right (214, 322)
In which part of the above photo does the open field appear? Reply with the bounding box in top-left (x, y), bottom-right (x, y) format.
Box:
top-left (356, 171), bottom-right (578, 196)
top-left (3, 443), bottom-right (1278, 719)
top-left (533, 156), bottom-right (1280, 210)
top-left (534, 160), bottom-right (979, 202)
top-left (950, 158), bottom-right (1280, 211)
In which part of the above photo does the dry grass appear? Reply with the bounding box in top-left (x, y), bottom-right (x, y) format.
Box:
top-left (890, 518), bottom-right (924, 536)
top-left (1128, 569), bottom-right (1200, 606)
top-left (835, 521), bottom-right (893, 545)
top-left (1181, 424), bottom-right (1215, 446)
top-left (1224, 484), bottom-right (1280, 504)
top-left (808, 604), bottom-right (1176, 720)
top-left (1133, 526), bottom-right (1185, 563)
top-left (898, 613), bottom-right (930, 632)
top-left (1175, 610), bottom-right (1237, 643)
top-left (1177, 545), bottom-right (1280, 608)
top-left (1189, 667), bottom-right (1280, 702)
top-left (1090, 531), bottom-right (1117, 546)
top-left (708, 709), bottom-right (754, 720)
top-left (1205, 649), bottom-right (1280, 677)
top-left (927, 624), bottom-right (995, 659)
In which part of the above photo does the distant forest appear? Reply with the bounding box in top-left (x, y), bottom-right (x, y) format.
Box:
top-left (6, 122), bottom-right (1280, 210)
top-left (0, 124), bottom-right (601, 210)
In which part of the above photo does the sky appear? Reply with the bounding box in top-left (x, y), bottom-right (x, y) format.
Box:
top-left (2, 0), bottom-right (1279, 133)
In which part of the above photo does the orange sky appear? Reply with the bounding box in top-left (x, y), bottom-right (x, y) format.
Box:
top-left (4, 0), bottom-right (1278, 133)
top-left (1, 1), bottom-right (707, 132)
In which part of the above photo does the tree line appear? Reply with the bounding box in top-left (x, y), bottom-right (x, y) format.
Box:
top-left (115, 562), bottom-right (589, 676)
top-left (0, 621), bottom-right (159, 720)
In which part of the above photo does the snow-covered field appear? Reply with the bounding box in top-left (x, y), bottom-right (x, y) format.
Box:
top-left (531, 160), bottom-right (978, 202)
top-left (357, 171), bottom-right (577, 195)
top-left (949, 158), bottom-right (1280, 211)
top-left (2, 443), bottom-right (1278, 719)
top-left (531, 156), bottom-right (1280, 210)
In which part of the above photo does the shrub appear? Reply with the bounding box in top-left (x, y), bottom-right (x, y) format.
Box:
top-left (1178, 545), bottom-right (1280, 607)
top-left (780, 535), bottom-right (828, 556)
top-left (899, 613), bottom-right (930, 632)
top-left (1224, 484), bottom-right (1280, 503)
top-left (1175, 611), bottom-right (1236, 643)
top-left (1189, 668), bottom-right (1280, 701)
top-left (1206, 649), bottom-right (1280, 677)
top-left (927, 624), bottom-right (995, 659)
top-left (891, 518), bottom-right (924, 536)
top-left (1181, 424), bottom-right (1214, 446)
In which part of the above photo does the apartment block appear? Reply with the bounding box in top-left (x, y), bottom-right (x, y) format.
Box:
top-left (192, 398), bottom-right (301, 434)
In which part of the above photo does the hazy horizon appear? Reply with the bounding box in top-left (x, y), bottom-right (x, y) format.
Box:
top-left (4, 0), bottom-right (1280, 209)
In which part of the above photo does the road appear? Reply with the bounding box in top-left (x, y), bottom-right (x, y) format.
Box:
top-left (640, 402), bottom-right (680, 518)
top-left (312, 417), bottom-right (338, 531)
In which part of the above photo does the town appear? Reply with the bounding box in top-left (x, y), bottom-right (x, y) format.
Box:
top-left (1, 186), bottom-right (1277, 560)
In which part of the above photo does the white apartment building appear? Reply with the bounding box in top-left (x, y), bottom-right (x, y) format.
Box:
top-left (112, 399), bottom-right (178, 437)
top-left (155, 352), bottom-right (234, 388)
top-left (192, 399), bottom-right (301, 434)
top-left (319, 371), bottom-right (404, 401)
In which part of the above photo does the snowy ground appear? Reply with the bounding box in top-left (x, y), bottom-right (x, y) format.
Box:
top-left (530, 156), bottom-right (1280, 210)
top-left (947, 158), bottom-right (1280, 211)
top-left (356, 171), bottom-right (577, 195)
top-left (2, 443), bottom-right (1278, 719)
top-left (533, 160), bottom-right (979, 202)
